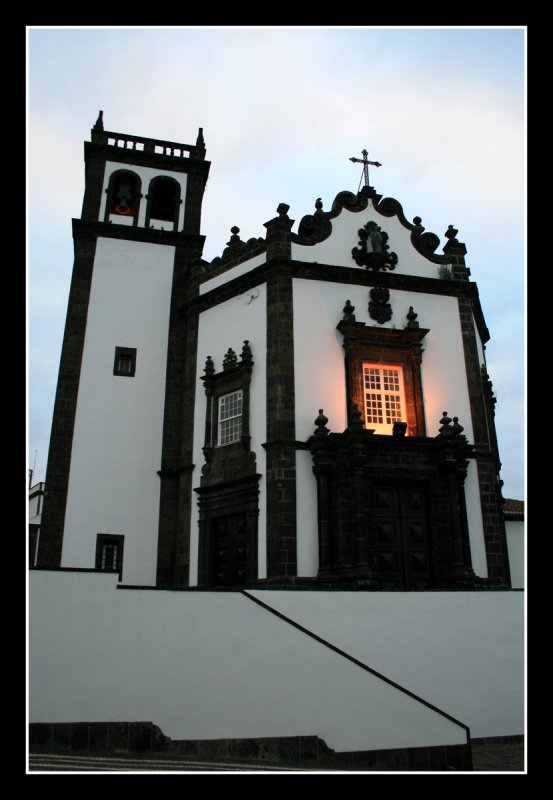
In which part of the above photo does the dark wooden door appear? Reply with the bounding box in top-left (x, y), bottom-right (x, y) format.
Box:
top-left (373, 485), bottom-right (431, 589)
top-left (212, 515), bottom-right (247, 586)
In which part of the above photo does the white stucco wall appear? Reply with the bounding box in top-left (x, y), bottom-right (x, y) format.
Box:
top-left (295, 449), bottom-right (318, 577)
top-left (61, 237), bottom-right (174, 585)
top-left (199, 253), bottom-right (267, 295)
top-left (99, 161), bottom-right (189, 230)
top-left (190, 284), bottom-right (267, 584)
top-left (506, 520), bottom-right (525, 589)
top-left (29, 571), bottom-right (473, 753)
top-left (248, 589), bottom-right (524, 739)
top-left (292, 278), bottom-right (474, 442)
top-left (464, 460), bottom-right (488, 578)
top-left (291, 199), bottom-right (442, 280)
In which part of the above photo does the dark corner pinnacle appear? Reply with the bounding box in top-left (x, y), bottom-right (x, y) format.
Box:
top-left (196, 127), bottom-right (205, 147)
top-left (93, 110), bottom-right (104, 131)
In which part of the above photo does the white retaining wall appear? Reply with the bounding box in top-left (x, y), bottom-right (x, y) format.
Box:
top-left (29, 572), bottom-right (523, 751)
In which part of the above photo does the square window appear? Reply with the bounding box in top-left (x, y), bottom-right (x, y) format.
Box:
top-left (113, 347), bottom-right (137, 377)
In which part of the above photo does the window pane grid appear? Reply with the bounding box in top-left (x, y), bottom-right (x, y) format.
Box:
top-left (383, 369), bottom-right (400, 392)
top-left (101, 543), bottom-right (119, 571)
top-left (218, 390), bottom-right (243, 445)
top-left (366, 393), bottom-right (384, 424)
top-left (364, 367), bottom-right (382, 390)
top-left (384, 394), bottom-right (402, 424)
top-left (363, 365), bottom-right (405, 433)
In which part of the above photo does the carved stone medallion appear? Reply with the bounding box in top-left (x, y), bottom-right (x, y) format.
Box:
top-left (368, 286), bottom-right (392, 324)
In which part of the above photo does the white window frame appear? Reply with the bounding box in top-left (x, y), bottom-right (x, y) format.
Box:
top-left (217, 390), bottom-right (243, 446)
top-left (363, 363), bottom-right (407, 435)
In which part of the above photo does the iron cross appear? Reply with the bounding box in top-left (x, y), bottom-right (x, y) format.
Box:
top-left (349, 149), bottom-right (382, 187)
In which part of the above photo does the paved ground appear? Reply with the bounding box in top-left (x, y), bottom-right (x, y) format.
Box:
top-left (28, 753), bottom-right (305, 772)
top-left (28, 742), bottom-right (526, 773)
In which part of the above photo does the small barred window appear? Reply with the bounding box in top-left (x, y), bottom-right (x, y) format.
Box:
top-left (95, 534), bottom-right (124, 578)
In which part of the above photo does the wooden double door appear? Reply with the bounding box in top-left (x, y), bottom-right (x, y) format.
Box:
top-left (373, 485), bottom-right (431, 589)
top-left (212, 514), bottom-right (248, 587)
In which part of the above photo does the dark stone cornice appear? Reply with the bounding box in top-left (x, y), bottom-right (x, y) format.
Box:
top-left (308, 430), bottom-right (476, 461)
top-left (337, 319), bottom-right (430, 349)
top-left (72, 218), bottom-right (206, 250)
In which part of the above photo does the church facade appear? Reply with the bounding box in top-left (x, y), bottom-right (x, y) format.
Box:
top-left (36, 114), bottom-right (511, 593)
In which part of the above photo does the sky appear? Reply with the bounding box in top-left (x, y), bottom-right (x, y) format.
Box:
top-left (27, 26), bottom-right (525, 500)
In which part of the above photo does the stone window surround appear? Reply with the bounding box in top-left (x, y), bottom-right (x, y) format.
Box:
top-left (337, 320), bottom-right (429, 437)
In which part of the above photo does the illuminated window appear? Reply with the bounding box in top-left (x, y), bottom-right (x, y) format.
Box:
top-left (218, 390), bottom-right (243, 446)
top-left (363, 364), bottom-right (406, 434)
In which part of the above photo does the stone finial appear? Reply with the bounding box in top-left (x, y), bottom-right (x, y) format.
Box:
top-left (442, 224), bottom-right (467, 257)
top-left (222, 348), bottom-right (237, 371)
top-left (240, 340), bottom-right (253, 365)
top-left (196, 127), bottom-right (205, 147)
top-left (277, 203), bottom-right (290, 218)
top-left (412, 216), bottom-right (425, 233)
top-left (342, 299), bottom-right (356, 323)
top-left (314, 409), bottom-right (329, 435)
top-left (93, 110), bottom-right (104, 131)
top-left (229, 226), bottom-right (241, 243)
top-left (445, 225), bottom-right (459, 241)
top-left (406, 306), bottom-right (419, 329)
top-left (204, 355), bottom-right (215, 376)
top-left (315, 198), bottom-right (323, 212)
top-left (439, 411), bottom-right (452, 433)
top-left (349, 403), bottom-right (364, 430)
top-left (451, 417), bottom-right (464, 435)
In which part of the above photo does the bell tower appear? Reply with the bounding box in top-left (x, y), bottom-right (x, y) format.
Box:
top-left (37, 112), bottom-right (210, 586)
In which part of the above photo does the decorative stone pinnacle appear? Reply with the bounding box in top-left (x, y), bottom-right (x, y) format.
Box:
top-left (240, 340), bottom-right (253, 364)
top-left (314, 409), bottom-right (329, 435)
top-left (277, 203), bottom-right (290, 218)
top-left (93, 110), bottom-right (104, 131)
top-left (222, 348), bottom-right (237, 370)
top-left (315, 198), bottom-right (323, 212)
top-left (406, 306), bottom-right (419, 329)
top-left (196, 127), bottom-right (205, 147)
top-left (445, 225), bottom-right (459, 240)
top-left (439, 411), bottom-right (453, 434)
top-left (204, 355), bottom-right (215, 376)
top-left (451, 417), bottom-right (464, 435)
top-left (342, 299), bottom-right (356, 323)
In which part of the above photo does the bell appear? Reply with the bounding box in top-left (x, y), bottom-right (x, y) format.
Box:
top-left (114, 183), bottom-right (133, 215)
